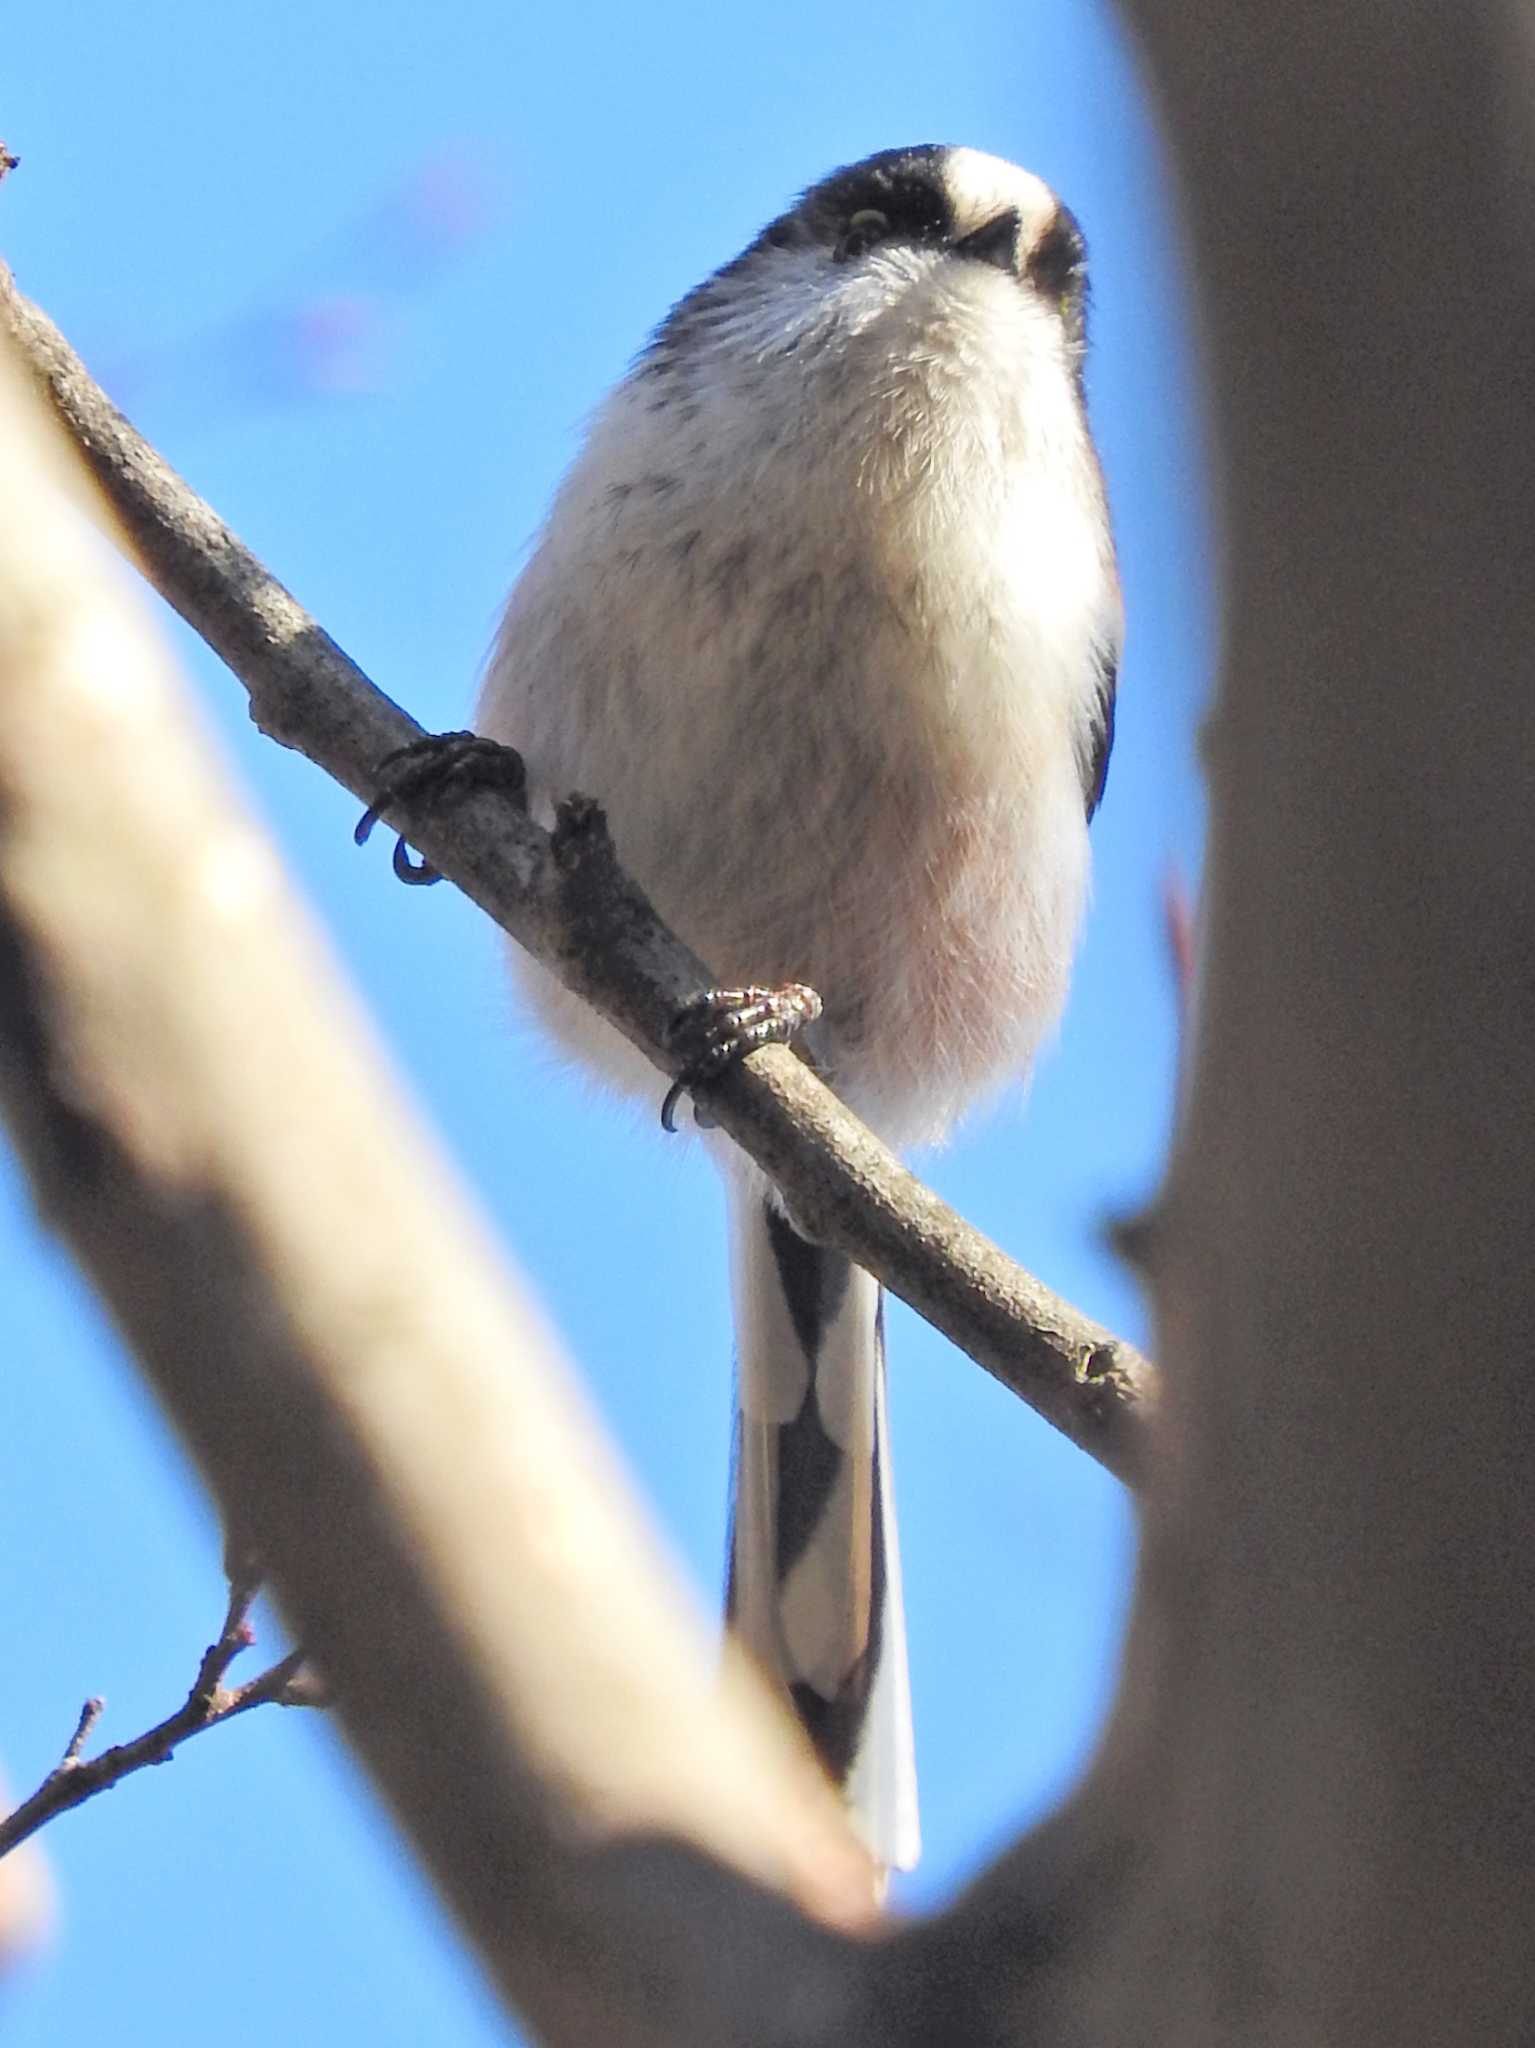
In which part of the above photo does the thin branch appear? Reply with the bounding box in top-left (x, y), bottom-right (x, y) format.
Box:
top-left (0, 1579), bottom-right (314, 1860)
top-left (0, 255), bottom-right (1160, 1487)
top-left (58, 1698), bottom-right (104, 1766)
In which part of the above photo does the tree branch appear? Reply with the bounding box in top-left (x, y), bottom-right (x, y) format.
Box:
top-left (0, 255), bottom-right (1157, 1487)
top-left (0, 1576), bottom-right (314, 1860)
top-left (0, 332), bottom-right (881, 2042)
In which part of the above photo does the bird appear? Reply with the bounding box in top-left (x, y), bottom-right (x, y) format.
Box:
top-left (476, 144), bottom-right (1121, 1876)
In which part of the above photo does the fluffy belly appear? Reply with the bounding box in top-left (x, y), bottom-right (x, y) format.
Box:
top-left (491, 490), bottom-right (1101, 1147)
top-left (597, 715), bottom-right (1090, 1149)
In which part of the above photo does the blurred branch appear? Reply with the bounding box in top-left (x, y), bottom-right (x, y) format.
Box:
top-left (0, 1577), bottom-right (312, 1860)
top-left (0, 254), bottom-right (1159, 1488)
top-left (0, 1775), bottom-right (52, 1973)
top-left (0, 332), bottom-right (881, 2041)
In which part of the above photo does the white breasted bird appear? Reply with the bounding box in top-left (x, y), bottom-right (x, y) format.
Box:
top-left (477, 144), bottom-right (1121, 1875)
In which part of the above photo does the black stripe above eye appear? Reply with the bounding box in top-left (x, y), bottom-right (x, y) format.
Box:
top-left (792, 146), bottom-right (955, 253)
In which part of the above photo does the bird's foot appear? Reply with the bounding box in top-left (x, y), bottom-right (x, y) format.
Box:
top-left (354, 731), bottom-right (528, 885)
top-left (661, 983), bottom-right (822, 1133)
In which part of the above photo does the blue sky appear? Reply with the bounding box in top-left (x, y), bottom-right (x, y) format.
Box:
top-left (1, 5), bottom-right (1208, 2040)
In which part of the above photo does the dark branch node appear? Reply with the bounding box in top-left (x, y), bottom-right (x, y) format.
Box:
top-left (550, 791), bottom-right (610, 868)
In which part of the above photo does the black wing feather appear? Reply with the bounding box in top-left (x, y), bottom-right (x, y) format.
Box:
top-left (1084, 648), bottom-right (1117, 822)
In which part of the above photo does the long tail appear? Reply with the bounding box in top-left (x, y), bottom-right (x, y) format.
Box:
top-left (726, 1188), bottom-right (920, 1873)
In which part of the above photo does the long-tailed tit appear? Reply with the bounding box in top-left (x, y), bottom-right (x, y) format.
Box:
top-left (477, 144), bottom-right (1121, 1874)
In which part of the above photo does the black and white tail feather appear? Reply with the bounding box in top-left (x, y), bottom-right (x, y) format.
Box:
top-left (727, 1192), bottom-right (919, 1872)
top-left (478, 144), bottom-right (1121, 1880)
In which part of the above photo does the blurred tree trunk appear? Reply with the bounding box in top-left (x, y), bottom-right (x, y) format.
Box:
top-left (889, 7), bottom-right (1535, 2041)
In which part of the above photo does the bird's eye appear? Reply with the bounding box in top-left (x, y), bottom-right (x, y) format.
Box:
top-left (836, 207), bottom-right (892, 261)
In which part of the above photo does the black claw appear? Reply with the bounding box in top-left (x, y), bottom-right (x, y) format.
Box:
top-left (355, 731), bottom-right (528, 886)
top-left (660, 983), bottom-right (822, 1132)
top-left (660, 1077), bottom-right (690, 1135)
top-left (392, 838), bottom-right (441, 886)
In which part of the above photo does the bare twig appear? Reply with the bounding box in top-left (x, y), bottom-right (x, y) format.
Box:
top-left (0, 1579), bottom-right (314, 1860)
top-left (58, 1698), bottom-right (104, 1767)
top-left (0, 255), bottom-right (1159, 1486)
